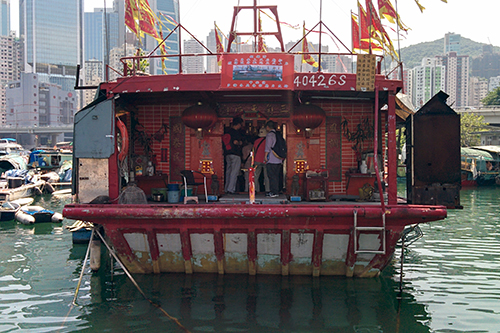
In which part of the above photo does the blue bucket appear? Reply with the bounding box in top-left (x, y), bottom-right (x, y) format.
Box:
top-left (167, 183), bottom-right (180, 191)
top-left (167, 190), bottom-right (180, 203)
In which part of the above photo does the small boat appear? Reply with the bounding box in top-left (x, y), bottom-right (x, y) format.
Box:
top-left (15, 205), bottom-right (64, 224)
top-left (0, 179), bottom-right (45, 202)
top-left (52, 188), bottom-right (72, 197)
top-left (0, 201), bottom-right (21, 221)
top-left (0, 197), bottom-right (37, 222)
top-left (461, 146), bottom-right (500, 186)
top-left (11, 197), bottom-right (35, 206)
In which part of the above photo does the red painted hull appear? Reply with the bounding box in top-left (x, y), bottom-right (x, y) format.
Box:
top-left (64, 203), bottom-right (446, 277)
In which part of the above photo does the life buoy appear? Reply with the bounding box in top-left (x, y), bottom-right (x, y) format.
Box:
top-left (116, 117), bottom-right (129, 162)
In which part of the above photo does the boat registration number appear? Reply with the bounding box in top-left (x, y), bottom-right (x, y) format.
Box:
top-left (294, 73), bottom-right (347, 88)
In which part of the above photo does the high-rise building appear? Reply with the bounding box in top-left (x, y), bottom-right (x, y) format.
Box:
top-left (6, 72), bottom-right (77, 145)
top-left (108, 43), bottom-right (136, 81)
top-left (20, 0), bottom-right (83, 76)
top-left (206, 29), bottom-right (218, 73)
top-left (444, 32), bottom-right (460, 55)
top-left (0, 32), bottom-right (21, 125)
top-left (489, 76), bottom-right (500, 92)
top-left (469, 77), bottom-right (489, 107)
top-left (436, 51), bottom-right (469, 108)
top-left (138, 0), bottom-right (180, 75)
top-left (183, 38), bottom-right (204, 74)
top-left (84, 7), bottom-right (119, 64)
top-left (408, 57), bottom-right (446, 109)
top-left (0, 0), bottom-right (10, 36)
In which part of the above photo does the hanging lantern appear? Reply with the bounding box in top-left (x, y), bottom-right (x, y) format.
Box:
top-left (182, 102), bottom-right (218, 138)
top-left (292, 102), bottom-right (326, 137)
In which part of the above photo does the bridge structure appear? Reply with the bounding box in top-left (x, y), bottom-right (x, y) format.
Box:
top-left (455, 107), bottom-right (500, 126)
top-left (0, 125), bottom-right (73, 135)
top-left (0, 125), bottom-right (73, 148)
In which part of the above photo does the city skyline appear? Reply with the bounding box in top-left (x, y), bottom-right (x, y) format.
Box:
top-left (52, 0), bottom-right (500, 51)
top-left (5, 1), bottom-right (500, 53)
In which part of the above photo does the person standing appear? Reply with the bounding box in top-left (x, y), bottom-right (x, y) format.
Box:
top-left (241, 139), bottom-right (253, 192)
top-left (264, 120), bottom-right (283, 197)
top-left (253, 127), bottom-right (269, 193)
top-left (223, 116), bottom-right (244, 194)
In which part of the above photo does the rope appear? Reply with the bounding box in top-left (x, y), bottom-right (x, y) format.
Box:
top-left (72, 228), bottom-right (94, 305)
top-left (95, 229), bottom-right (190, 333)
top-left (58, 228), bottom-right (95, 332)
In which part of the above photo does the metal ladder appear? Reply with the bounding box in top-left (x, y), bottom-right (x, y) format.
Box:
top-left (353, 210), bottom-right (386, 254)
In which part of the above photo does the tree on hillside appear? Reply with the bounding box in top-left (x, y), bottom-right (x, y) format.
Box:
top-left (482, 87), bottom-right (500, 106)
top-left (460, 113), bottom-right (488, 147)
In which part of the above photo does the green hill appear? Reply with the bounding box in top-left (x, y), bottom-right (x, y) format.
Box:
top-left (400, 37), bottom-right (500, 69)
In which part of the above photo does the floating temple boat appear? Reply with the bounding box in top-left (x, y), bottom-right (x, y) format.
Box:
top-left (63, 3), bottom-right (460, 277)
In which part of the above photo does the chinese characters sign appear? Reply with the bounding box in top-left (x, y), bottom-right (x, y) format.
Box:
top-left (169, 116), bottom-right (185, 182)
top-left (326, 116), bottom-right (342, 181)
top-left (356, 54), bottom-right (376, 92)
top-left (221, 53), bottom-right (294, 90)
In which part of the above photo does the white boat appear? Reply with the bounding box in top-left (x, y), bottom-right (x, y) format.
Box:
top-left (0, 198), bottom-right (35, 222)
top-left (15, 205), bottom-right (63, 225)
top-left (0, 179), bottom-right (44, 202)
top-left (51, 188), bottom-right (72, 197)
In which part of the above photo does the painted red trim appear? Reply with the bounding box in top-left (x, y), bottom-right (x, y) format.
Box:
top-left (281, 230), bottom-right (291, 265)
top-left (180, 230), bottom-right (192, 261)
top-left (387, 93), bottom-right (397, 204)
top-left (147, 229), bottom-right (160, 261)
top-left (312, 230), bottom-right (324, 268)
top-left (100, 73), bottom-right (402, 95)
top-left (213, 230), bottom-right (224, 261)
top-left (64, 204), bottom-right (446, 224)
top-left (247, 231), bottom-right (257, 263)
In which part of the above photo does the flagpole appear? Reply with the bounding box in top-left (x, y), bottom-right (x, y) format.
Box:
top-left (318, 0), bottom-right (322, 71)
top-left (358, 2), bottom-right (362, 55)
top-left (395, 0), bottom-right (403, 82)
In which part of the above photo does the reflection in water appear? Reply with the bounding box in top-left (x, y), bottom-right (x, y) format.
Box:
top-left (78, 265), bottom-right (430, 332)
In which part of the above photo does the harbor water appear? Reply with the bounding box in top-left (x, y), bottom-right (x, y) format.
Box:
top-left (0, 188), bottom-right (499, 332)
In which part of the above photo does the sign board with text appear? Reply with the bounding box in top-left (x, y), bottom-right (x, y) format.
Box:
top-left (221, 53), bottom-right (294, 90)
top-left (356, 54), bottom-right (376, 92)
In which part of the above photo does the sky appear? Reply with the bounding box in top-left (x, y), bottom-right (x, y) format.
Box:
top-left (9, 0), bottom-right (500, 52)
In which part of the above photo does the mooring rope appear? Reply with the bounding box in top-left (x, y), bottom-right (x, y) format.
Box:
top-left (72, 228), bottom-right (94, 305)
top-left (94, 228), bottom-right (190, 333)
top-left (58, 228), bottom-right (95, 332)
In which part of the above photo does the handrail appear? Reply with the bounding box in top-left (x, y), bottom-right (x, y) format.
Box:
top-left (118, 51), bottom-right (388, 76)
top-left (373, 85), bottom-right (386, 212)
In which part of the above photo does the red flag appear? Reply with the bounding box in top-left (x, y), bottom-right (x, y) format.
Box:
top-left (352, 13), bottom-right (382, 53)
top-left (301, 24), bottom-right (318, 67)
top-left (364, 0), bottom-right (398, 59)
top-left (214, 23), bottom-right (224, 66)
top-left (138, 0), bottom-right (159, 38)
top-left (125, 0), bottom-right (139, 37)
top-left (377, 0), bottom-right (409, 32)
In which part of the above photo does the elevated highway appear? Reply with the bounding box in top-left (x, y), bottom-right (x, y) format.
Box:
top-left (455, 107), bottom-right (500, 126)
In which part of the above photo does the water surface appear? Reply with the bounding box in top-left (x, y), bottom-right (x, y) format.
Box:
top-left (0, 189), bottom-right (499, 332)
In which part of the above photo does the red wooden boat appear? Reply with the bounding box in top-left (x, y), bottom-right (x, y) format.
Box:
top-left (63, 3), bottom-right (458, 277)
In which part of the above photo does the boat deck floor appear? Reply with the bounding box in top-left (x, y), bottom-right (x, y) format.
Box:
top-left (147, 193), bottom-right (405, 205)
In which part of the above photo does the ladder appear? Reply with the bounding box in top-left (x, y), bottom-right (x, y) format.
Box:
top-left (353, 210), bottom-right (386, 255)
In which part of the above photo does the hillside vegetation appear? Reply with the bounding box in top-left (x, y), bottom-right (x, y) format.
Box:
top-left (400, 37), bottom-right (500, 69)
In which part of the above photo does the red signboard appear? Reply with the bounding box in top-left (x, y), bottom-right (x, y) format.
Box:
top-left (221, 53), bottom-right (294, 90)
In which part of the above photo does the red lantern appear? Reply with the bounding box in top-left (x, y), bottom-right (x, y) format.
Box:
top-left (181, 102), bottom-right (218, 130)
top-left (292, 103), bottom-right (325, 137)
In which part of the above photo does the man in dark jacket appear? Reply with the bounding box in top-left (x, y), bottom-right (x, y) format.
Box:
top-left (223, 116), bottom-right (244, 194)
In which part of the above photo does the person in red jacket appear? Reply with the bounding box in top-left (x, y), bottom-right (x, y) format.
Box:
top-left (253, 127), bottom-right (269, 193)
